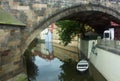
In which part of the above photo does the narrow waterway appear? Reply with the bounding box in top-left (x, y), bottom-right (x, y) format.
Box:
top-left (24, 41), bottom-right (107, 81)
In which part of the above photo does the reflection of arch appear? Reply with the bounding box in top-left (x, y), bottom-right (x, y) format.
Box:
top-left (22, 4), bottom-right (120, 54)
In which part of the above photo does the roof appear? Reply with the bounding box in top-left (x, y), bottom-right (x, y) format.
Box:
top-left (111, 21), bottom-right (120, 26)
top-left (0, 8), bottom-right (26, 26)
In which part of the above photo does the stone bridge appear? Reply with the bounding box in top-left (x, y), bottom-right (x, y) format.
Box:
top-left (1, 0), bottom-right (120, 81)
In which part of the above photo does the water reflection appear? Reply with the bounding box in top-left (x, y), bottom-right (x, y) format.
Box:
top-left (24, 42), bottom-right (106, 81)
top-left (24, 49), bottom-right (38, 81)
top-left (45, 42), bottom-right (53, 54)
top-left (24, 40), bottom-right (39, 81)
top-left (34, 56), bottom-right (63, 81)
top-left (32, 42), bottom-right (54, 60)
top-left (59, 59), bottom-right (94, 81)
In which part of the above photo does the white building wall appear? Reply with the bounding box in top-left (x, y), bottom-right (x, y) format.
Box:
top-left (88, 40), bottom-right (97, 58)
top-left (79, 39), bottom-right (120, 81)
top-left (79, 39), bottom-right (97, 58)
top-left (90, 48), bottom-right (120, 81)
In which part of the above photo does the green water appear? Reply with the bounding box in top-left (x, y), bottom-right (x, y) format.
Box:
top-left (24, 42), bottom-right (106, 81)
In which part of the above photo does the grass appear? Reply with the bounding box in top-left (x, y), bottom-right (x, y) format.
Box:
top-left (16, 74), bottom-right (28, 81)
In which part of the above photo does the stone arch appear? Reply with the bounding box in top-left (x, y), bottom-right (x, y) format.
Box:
top-left (21, 3), bottom-right (120, 54)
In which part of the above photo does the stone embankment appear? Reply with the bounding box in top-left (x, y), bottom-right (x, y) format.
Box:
top-left (53, 40), bottom-right (78, 53)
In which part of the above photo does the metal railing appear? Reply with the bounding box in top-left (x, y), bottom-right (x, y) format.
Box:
top-left (97, 38), bottom-right (120, 49)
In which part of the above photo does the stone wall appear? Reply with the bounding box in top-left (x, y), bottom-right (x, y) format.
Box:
top-left (53, 42), bottom-right (79, 62)
top-left (0, 25), bottom-right (27, 81)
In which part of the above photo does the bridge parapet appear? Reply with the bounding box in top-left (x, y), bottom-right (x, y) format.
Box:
top-left (1, 0), bottom-right (120, 28)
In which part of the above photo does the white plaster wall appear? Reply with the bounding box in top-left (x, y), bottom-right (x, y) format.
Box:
top-left (90, 48), bottom-right (120, 81)
top-left (79, 39), bottom-right (97, 58)
top-left (80, 40), bottom-right (88, 57)
top-left (88, 40), bottom-right (97, 58)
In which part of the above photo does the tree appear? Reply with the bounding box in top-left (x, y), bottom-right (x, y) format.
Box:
top-left (56, 20), bottom-right (95, 46)
top-left (56, 20), bottom-right (82, 46)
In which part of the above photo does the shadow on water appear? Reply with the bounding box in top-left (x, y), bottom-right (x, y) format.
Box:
top-left (58, 59), bottom-right (94, 81)
top-left (24, 50), bottom-right (38, 81)
top-left (23, 39), bottom-right (39, 81)
top-left (24, 39), bottom-right (107, 81)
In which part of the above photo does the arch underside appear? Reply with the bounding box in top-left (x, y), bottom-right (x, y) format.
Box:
top-left (23, 4), bottom-right (120, 54)
top-left (61, 11), bottom-right (118, 34)
top-left (37, 4), bottom-right (120, 34)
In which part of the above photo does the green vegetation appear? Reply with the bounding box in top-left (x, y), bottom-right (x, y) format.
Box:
top-left (56, 20), bottom-right (81, 46)
top-left (24, 38), bottom-right (39, 81)
top-left (56, 20), bottom-right (96, 46)
top-left (16, 74), bottom-right (27, 81)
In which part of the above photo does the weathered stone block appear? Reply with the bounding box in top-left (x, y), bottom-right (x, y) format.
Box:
top-left (8, 41), bottom-right (20, 47)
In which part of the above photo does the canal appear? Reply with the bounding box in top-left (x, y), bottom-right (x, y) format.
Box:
top-left (24, 40), bottom-right (107, 81)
